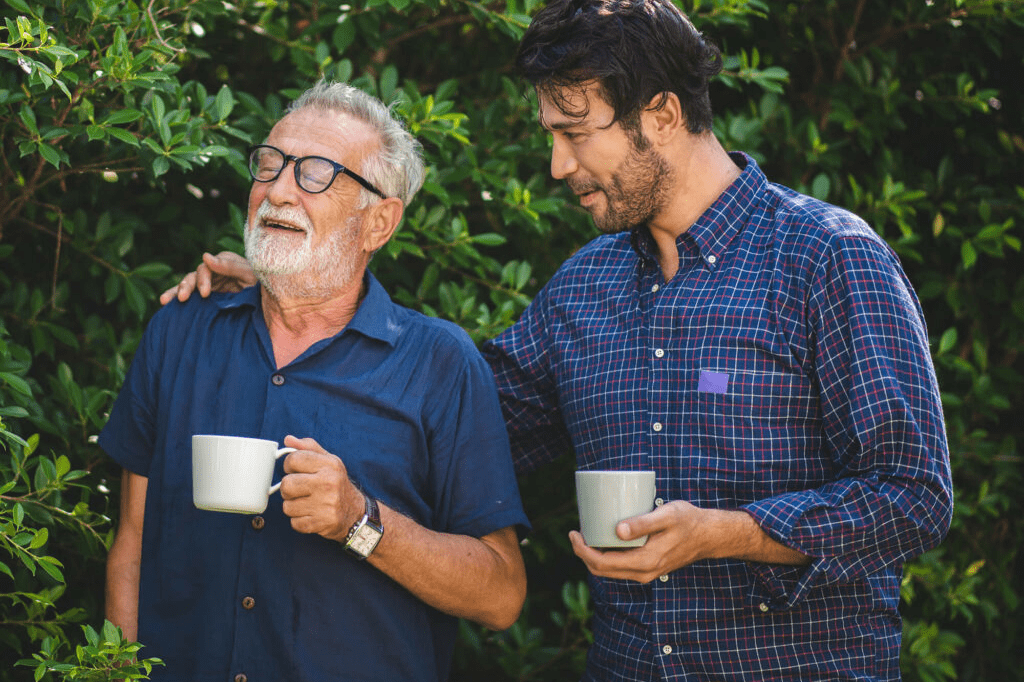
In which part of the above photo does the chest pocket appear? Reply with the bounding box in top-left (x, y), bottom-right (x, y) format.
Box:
top-left (690, 369), bottom-right (825, 504)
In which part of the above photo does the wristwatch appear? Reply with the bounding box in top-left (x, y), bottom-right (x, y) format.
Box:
top-left (343, 492), bottom-right (384, 560)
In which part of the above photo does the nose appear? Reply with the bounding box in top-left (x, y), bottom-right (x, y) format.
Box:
top-left (263, 161), bottom-right (301, 206)
top-left (549, 135), bottom-right (578, 180)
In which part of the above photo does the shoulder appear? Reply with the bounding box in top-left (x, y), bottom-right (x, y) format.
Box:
top-left (138, 290), bottom-right (254, 356)
top-left (764, 183), bottom-right (887, 250)
top-left (540, 232), bottom-right (635, 296)
top-left (758, 183), bottom-right (899, 277)
top-left (383, 303), bottom-right (491, 383)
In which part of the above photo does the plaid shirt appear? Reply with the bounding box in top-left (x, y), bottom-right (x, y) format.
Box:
top-left (483, 153), bottom-right (952, 681)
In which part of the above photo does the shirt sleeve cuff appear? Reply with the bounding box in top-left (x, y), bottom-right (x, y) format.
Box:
top-left (739, 494), bottom-right (829, 610)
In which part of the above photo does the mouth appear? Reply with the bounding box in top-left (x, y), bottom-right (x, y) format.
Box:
top-left (262, 218), bottom-right (306, 234)
top-left (576, 189), bottom-right (601, 208)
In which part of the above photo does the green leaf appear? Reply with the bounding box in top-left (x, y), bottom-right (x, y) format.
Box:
top-left (29, 527), bottom-right (49, 550)
top-left (214, 84), bottom-right (234, 122)
top-left (132, 262), bottom-right (173, 279)
top-left (960, 241), bottom-right (977, 269)
top-left (472, 233), bottom-right (507, 246)
top-left (152, 155), bottom-right (170, 177)
top-left (0, 372), bottom-right (32, 396)
top-left (104, 108), bottom-right (144, 125)
top-left (36, 556), bottom-right (65, 583)
top-left (107, 126), bottom-right (139, 146)
top-left (37, 143), bottom-right (61, 168)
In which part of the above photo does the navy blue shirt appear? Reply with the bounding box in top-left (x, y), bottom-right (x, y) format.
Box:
top-left (101, 273), bottom-right (529, 682)
top-left (484, 153), bottom-right (952, 681)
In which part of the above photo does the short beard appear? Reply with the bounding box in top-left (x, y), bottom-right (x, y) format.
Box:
top-left (570, 133), bottom-right (674, 234)
top-left (244, 199), bottom-right (364, 299)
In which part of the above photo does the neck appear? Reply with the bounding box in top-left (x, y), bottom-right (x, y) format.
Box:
top-left (647, 134), bottom-right (741, 280)
top-left (260, 273), bottom-right (366, 368)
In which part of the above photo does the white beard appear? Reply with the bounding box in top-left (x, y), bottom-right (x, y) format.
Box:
top-left (244, 199), bottom-right (363, 298)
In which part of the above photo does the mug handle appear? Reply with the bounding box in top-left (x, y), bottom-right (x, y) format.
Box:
top-left (268, 447), bottom-right (297, 495)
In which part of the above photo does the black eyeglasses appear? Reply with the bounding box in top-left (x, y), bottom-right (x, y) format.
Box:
top-left (247, 144), bottom-right (385, 198)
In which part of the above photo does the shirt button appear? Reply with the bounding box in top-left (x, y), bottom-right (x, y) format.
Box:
top-left (662, 644), bottom-right (673, 654)
top-left (242, 596), bottom-right (256, 610)
top-left (271, 373), bottom-right (285, 386)
top-left (659, 574), bottom-right (669, 582)
top-left (251, 516), bottom-right (265, 530)
top-left (759, 602), bottom-right (770, 612)
top-left (652, 422), bottom-right (663, 432)
top-left (654, 348), bottom-right (665, 358)
top-left (651, 284), bottom-right (660, 293)
top-left (235, 675), bottom-right (248, 682)
top-left (655, 498), bottom-right (664, 506)
top-left (707, 255), bottom-right (717, 264)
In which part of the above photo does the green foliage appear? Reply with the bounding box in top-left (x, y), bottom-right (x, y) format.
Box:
top-left (17, 622), bottom-right (162, 681)
top-left (1, 0), bottom-right (1021, 680)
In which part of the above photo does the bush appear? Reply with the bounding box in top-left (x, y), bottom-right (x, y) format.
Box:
top-left (2, 1), bottom-right (1021, 680)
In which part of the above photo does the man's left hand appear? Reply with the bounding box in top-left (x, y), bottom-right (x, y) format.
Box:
top-left (570, 500), bottom-right (810, 583)
top-left (279, 435), bottom-right (365, 544)
top-left (569, 500), bottom-right (718, 583)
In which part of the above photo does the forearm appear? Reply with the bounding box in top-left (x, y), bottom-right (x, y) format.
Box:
top-left (709, 508), bottom-right (810, 566)
top-left (105, 469), bottom-right (146, 641)
top-left (105, 531), bottom-right (141, 640)
top-left (368, 505), bottom-right (526, 630)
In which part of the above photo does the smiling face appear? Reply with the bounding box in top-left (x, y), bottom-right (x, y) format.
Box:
top-left (244, 107), bottom-right (379, 297)
top-left (539, 83), bottom-right (673, 234)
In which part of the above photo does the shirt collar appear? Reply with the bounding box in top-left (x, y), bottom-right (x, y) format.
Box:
top-left (212, 270), bottom-right (402, 347)
top-left (631, 151), bottom-right (767, 271)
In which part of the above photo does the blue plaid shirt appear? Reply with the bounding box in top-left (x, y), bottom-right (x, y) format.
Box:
top-left (483, 153), bottom-right (952, 681)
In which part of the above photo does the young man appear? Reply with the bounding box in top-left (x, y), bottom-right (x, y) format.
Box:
top-left (105, 81), bottom-right (528, 682)
top-left (164, 2), bottom-right (952, 679)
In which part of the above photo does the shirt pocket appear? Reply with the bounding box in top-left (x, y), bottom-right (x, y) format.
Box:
top-left (691, 369), bottom-right (825, 504)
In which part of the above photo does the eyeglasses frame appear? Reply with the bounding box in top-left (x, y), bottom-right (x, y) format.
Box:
top-left (247, 144), bottom-right (386, 199)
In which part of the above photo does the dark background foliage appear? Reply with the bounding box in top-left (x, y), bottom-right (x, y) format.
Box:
top-left (2, 1), bottom-right (1021, 680)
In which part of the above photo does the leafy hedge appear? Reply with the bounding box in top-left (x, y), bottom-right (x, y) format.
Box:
top-left (1, 1), bottom-right (1021, 680)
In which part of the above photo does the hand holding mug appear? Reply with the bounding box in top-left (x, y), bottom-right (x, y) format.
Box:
top-left (278, 435), bottom-right (366, 544)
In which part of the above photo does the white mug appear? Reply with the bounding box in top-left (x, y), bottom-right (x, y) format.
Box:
top-left (192, 434), bottom-right (296, 514)
top-left (575, 470), bottom-right (656, 548)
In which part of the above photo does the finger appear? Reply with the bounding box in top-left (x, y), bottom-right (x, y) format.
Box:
top-left (170, 272), bottom-right (193, 302)
top-left (159, 285), bottom-right (179, 306)
top-left (208, 250), bottom-right (258, 287)
top-left (278, 472), bottom-right (316, 500)
top-left (570, 530), bottom-right (662, 581)
top-left (283, 435), bottom-right (328, 454)
top-left (196, 262), bottom-right (213, 298)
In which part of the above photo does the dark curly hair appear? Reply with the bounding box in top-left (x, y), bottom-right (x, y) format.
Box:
top-left (516, 0), bottom-right (723, 135)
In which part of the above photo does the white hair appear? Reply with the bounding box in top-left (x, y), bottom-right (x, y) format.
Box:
top-left (287, 80), bottom-right (425, 208)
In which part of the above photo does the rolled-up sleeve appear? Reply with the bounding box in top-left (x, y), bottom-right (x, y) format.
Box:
top-left (742, 231), bottom-right (953, 607)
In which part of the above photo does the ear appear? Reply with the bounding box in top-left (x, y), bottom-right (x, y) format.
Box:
top-left (642, 92), bottom-right (685, 146)
top-left (361, 197), bottom-right (405, 254)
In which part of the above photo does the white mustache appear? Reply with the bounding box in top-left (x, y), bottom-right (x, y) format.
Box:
top-left (253, 199), bottom-right (313, 233)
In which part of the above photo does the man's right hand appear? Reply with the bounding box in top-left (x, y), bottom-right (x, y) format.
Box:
top-left (159, 251), bottom-right (257, 305)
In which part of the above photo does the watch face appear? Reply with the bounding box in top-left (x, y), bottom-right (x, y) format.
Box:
top-left (349, 525), bottom-right (382, 556)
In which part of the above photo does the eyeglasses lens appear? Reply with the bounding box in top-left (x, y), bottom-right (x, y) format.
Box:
top-left (249, 147), bottom-right (283, 181)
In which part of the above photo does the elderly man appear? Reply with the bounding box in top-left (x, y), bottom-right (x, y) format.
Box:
top-left (103, 80), bottom-right (528, 682)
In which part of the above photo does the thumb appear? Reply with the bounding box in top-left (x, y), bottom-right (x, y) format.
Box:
top-left (617, 511), bottom-right (656, 541)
